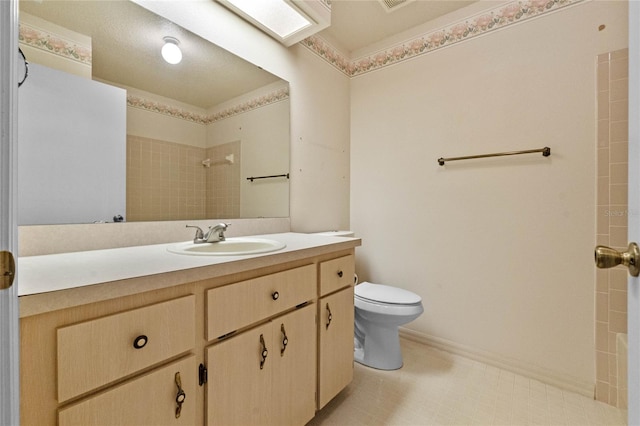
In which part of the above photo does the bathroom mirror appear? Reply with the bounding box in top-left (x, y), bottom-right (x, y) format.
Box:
top-left (18, 0), bottom-right (290, 224)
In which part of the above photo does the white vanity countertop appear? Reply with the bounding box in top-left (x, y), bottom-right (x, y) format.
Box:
top-left (18, 232), bottom-right (361, 317)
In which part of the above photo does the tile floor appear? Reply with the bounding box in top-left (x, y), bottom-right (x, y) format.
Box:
top-left (309, 338), bottom-right (627, 426)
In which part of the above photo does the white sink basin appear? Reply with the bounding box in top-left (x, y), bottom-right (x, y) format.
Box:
top-left (167, 237), bottom-right (286, 256)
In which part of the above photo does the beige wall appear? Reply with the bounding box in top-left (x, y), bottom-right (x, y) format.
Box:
top-left (351, 1), bottom-right (628, 393)
top-left (125, 86), bottom-right (208, 149)
top-left (19, 12), bottom-right (91, 78)
top-left (206, 82), bottom-right (290, 219)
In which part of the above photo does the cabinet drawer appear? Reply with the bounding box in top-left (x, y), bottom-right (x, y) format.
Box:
top-left (58, 355), bottom-right (196, 426)
top-left (57, 295), bottom-right (195, 403)
top-left (207, 264), bottom-right (316, 340)
top-left (319, 255), bottom-right (355, 296)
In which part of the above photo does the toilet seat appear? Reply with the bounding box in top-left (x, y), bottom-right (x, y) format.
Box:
top-left (355, 282), bottom-right (422, 305)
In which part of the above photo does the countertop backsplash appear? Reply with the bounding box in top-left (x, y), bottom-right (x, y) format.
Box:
top-left (18, 217), bottom-right (290, 256)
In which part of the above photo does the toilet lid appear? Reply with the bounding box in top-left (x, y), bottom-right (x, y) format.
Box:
top-left (355, 282), bottom-right (422, 305)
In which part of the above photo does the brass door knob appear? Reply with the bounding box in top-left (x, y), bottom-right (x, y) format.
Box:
top-left (0, 251), bottom-right (15, 290)
top-left (594, 242), bottom-right (640, 277)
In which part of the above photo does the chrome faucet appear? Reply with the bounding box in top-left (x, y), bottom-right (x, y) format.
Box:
top-left (186, 223), bottom-right (230, 243)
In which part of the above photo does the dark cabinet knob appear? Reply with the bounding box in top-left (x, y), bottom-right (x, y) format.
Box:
top-left (133, 335), bottom-right (148, 349)
top-left (272, 291), bottom-right (279, 300)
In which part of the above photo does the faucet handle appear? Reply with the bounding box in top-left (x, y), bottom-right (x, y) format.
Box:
top-left (186, 225), bottom-right (205, 242)
top-left (206, 223), bottom-right (231, 242)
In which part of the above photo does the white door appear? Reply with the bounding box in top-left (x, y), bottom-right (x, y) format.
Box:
top-left (628, 3), bottom-right (640, 424)
top-left (0, 0), bottom-right (20, 424)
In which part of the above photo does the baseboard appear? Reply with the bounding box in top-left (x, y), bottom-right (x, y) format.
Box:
top-left (399, 328), bottom-right (595, 398)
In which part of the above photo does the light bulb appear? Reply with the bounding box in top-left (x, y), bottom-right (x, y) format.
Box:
top-left (161, 37), bottom-right (182, 65)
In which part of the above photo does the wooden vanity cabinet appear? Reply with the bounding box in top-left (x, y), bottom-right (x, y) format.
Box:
top-left (318, 255), bottom-right (355, 409)
top-left (20, 248), bottom-right (357, 426)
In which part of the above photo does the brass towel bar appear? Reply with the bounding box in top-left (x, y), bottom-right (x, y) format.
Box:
top-left (247, 173), bottom-right (290, 182)
top-left (437, 147), bottom-right (551, 166)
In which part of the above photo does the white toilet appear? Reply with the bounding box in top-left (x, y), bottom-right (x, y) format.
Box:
top-left (310, 231), bottom-right (423, 370)
top-left (354, 281), bottom-right (424, 370)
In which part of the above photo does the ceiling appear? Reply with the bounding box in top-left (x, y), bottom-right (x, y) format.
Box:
top-left (321, 0), bottom-right (478, 54)
top-left (19, 0), bottom-right (282, 109)
top-left (19, 0), bottom-right (479, 109)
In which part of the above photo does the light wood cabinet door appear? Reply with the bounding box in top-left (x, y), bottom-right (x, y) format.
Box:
top-left (207, 305), bottom-right (317, 426)
top-left (58, 355), bottom-right (196, 426)
top-left (318, 286), bottom-right (354, 409)
top-left (206, 322), bottom-right (273, 426)
top-left (271, 304), bottom-right (317, 426)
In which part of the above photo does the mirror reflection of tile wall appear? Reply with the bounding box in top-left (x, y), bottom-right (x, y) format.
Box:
top-left (595, 48), bottom-right (628, 408)
top-left (126, 136), bottom-right (240, 221)
top-left (206, 141), bottom-right (241, 219)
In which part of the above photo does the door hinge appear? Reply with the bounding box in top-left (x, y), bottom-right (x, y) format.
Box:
top-left (199, 363), bottom-right (208, 386)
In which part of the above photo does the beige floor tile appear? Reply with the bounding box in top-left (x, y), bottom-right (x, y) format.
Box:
top-left (308, 339), bottom-right (627, 426)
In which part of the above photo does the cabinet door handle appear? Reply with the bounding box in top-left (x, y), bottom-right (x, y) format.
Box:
top-left (259, 334), bottom-right (268, 369)
top-left (280, 324), bottom-right (289, 356)
top-left (133, 335), bottom-right (148, 349)
top-left (337, 270), bottom-right (343, 278)
top-left (272, 291), bottom-right (279, 300)
top-left (174, 372), bottom-right (186, 419)
top-left (326, 303), bottom-right (333, 329)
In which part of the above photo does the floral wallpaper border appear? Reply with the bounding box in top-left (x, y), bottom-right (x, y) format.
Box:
top-left (127, 87), bottom-right (290, 124)
top-left (301, 0), bottom-right (585, 77)
top-left (19, 22), bottom-right (92, 65)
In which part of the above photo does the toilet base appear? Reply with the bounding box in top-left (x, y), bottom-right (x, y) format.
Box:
top-left (353, 321), bottom-right (403, 370)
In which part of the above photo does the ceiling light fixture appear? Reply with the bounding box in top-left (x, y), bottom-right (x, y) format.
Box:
top-left (161, 36), bottom-right (182, 65)
top-left (223, 0), bottom-right (312, 39)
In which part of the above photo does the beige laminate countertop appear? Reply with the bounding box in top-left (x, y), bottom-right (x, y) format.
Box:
top-left (18, 232), bottom-right (361, 318)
